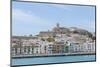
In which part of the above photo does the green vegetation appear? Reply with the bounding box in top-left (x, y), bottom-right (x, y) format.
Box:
top-left (47, 37), bottom-right (55, 42)
top-left (41, 38), bottom-right (45, 41)
top-left (64, 44), bottom-right (69, 53)
top-left (65, 46), bottom-right (69, 52)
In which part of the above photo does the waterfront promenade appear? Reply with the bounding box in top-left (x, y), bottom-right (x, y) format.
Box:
top-left (12, 52), bottom-right (95, 58)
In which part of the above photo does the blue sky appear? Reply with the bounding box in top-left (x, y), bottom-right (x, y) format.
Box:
top-left (12, 1), bottom-right (95, 36)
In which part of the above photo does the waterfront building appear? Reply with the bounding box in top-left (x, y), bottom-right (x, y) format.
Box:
top-left (68, 41), bottom-right (95, 53)
top-left (51, 42), bottom-right (65, 54)
top-left (11, 23), bottom-right (95, 56)
top-left (68, 42), bottom-right (81, 53)
top-left (12, 36), bottom-right (41, 56)
top-left (83, 41), bottom-right (95, 52)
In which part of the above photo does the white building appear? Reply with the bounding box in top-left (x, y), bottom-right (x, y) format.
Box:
top-left (68, 42), bottom-right (84, 53)
top-left (68, 41), bottom-right (95, 53)
top-left (83, 41), bottom-right (95, 52)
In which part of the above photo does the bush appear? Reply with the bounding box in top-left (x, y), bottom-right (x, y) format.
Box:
top-left (47, 37), bottom-right (55, 42)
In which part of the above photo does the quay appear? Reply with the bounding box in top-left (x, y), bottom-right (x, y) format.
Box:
top-left (12, 52), bottom-right (95, 59)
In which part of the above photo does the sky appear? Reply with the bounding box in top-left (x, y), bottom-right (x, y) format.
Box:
top-left (12, 1), bottom-right (96, 36)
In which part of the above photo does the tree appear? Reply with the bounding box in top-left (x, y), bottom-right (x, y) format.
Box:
top-left (41, 38), bottom-right (45, 41)
top-left (87, 32), bottom-right (93, 38)
top-left (64, 45), bottom-right (69, 53)
top-left (47, 37), bottom-right (55, 42)
top-left (92, 36), bottom-right (96, 41)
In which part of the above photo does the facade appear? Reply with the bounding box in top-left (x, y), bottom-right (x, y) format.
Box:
top-left (11, 36), bottom-right (66, 56)
top-left (68, 41), bottom-right (95, 53)
top-left (12, 36), bottom-right (41, 56)
top-left (11, 23), bottom-right (95, 56)
top-left (52, 42), bottom-right (65, 54)
top-left (83, 41), bottom-right (95, 52)
top-left (69, 42), bottom-right (84, 53)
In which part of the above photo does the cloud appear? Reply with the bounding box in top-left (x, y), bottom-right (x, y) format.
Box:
top-left (13, 9), bottom-right (31, 22)
top-left (12, 8), bottom-right (54, 35)
top-left (12, 8), bottom-right (49, 24)
top-left (50, 4), bottom-right (72, 11)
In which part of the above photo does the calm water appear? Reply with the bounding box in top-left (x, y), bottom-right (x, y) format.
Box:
top-left (12, 55), bottom-right (96, 66)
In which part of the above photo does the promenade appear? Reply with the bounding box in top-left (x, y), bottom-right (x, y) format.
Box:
top-left (12, 52), bottom-right (95, 58)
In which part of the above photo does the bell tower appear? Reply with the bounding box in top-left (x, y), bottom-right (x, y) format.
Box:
top-left (56, 23), bottom-right (60, 28)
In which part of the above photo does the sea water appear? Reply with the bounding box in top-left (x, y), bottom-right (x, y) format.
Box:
top-left (12, 55), bottom-right (96, 66)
